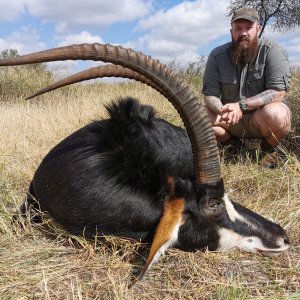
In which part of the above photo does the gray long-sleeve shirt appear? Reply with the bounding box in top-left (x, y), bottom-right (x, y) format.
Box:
top-left (202, 37), bottom-right (291, 104)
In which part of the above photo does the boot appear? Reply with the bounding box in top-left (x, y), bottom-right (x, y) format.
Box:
top-left (260, 140), bottom-right (281, 169)
top-left (218, 136), bottom-right (243, 158)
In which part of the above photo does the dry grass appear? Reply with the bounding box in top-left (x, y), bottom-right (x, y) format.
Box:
top-left (0, 80), bottom-right (299, 299)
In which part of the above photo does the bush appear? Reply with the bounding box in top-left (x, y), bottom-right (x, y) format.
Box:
top-left (288, 70), bottom-right (300, 135)
top-left (0, 49), bottom-right (54, 102)
top-left (168, 56), bottom-right (207, 99)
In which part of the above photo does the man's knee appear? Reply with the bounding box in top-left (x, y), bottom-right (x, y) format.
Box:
top-left (212, 126), bottom-right (231, 142)
top-left (252, 103), bottom-right (291, 145)
top-left (204, 105), bottom-right (218, 125)
top-left (253, 102), bottom-right (291, 134)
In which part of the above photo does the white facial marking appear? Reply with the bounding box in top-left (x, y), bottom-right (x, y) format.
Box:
top-left (223, 194), bottom-right (258, 231)
top-left (217, 228), bottom-right (289, 255)
top-left (217, 227), bottom-right (243, 251)
top-left (223, 193), bottom-right (246, 223)
top-left (219, 194), bottom-right (289, 256)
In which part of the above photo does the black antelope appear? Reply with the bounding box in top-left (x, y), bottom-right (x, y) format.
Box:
top-left (0, 44), bottom-right (289, 282)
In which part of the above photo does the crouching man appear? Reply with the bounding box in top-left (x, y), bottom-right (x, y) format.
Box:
top-left (202, 7), bottom-right (291, 168)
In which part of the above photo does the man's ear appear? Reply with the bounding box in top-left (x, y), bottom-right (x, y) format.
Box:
top-left (256, 22), bottom-right (262, 33)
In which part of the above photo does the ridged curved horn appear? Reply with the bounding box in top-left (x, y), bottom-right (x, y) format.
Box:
top-left (26, 64), bottom-right (166, 100)
top-left (0, 43), bottom-right (221, 185)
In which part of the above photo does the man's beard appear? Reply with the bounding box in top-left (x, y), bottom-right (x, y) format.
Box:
top-left (232, 35), bottom-right (258, 65)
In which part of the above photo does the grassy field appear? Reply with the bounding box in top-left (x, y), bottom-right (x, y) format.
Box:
top-left (0, 72), bottom-right (299, 299)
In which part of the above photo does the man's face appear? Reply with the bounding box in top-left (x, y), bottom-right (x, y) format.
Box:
top-left (230, 19), bottom-right (260, 47)
top-left (230, 19), bottom-right (261, 65)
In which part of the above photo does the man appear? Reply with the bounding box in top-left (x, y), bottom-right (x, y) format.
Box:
top-left (202, 7), bottom-right (291, 168)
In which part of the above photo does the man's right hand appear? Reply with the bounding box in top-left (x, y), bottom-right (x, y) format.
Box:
top-left (219, 103), bottom-right (243, 125)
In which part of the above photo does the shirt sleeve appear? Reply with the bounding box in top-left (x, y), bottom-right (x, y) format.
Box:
top-left (265, 43), bottom-right (291, 91)
top-left (202, 52), bottom-right (221, 97)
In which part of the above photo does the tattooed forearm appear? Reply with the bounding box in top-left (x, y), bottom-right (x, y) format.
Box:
top-left (246, 90), bottom-right (286, 110)
top-left (204, 95), bottom-right (223, 114)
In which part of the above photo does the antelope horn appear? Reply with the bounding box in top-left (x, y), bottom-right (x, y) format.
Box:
top-left (0, 43), bottom-right (221, 185)
top-left (26, 64), bottom-right (166, 100)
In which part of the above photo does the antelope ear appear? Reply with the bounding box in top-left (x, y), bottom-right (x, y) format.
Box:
top-left (130, 177), bottom-right (185, 286)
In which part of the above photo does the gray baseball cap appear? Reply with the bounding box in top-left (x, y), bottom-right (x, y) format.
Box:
top-left (231, 8), bottom-right (259, 23)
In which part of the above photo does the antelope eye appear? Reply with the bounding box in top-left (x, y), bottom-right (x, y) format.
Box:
top-left (202, 199), bottom-right (224, 218)
top-left (208, 199), bottom-right (222, 209)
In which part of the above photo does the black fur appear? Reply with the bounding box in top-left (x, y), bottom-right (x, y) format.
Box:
top-left (22, 97), bottom-right (289, 253)
top-left (27, 98), bottom-right (197, 242)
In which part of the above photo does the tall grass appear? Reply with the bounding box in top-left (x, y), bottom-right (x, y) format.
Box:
top-left (289, 69), bottom-right (300, 136)
top-left (0, 64), bottom-right (299, 299)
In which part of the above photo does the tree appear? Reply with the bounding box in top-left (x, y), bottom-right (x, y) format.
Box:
top-left (227, 0), bottom-right (300, 37)
top-left (0, 48), bottom-right (50, 73)
top-left (0, 49), bottom-right (19, 58)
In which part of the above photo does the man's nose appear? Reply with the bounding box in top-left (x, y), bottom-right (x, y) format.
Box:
top-left (240, 30), bottom-right (248, 37)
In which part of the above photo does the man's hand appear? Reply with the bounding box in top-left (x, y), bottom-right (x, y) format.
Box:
top-left (219, 103), bottom-right (243, 125)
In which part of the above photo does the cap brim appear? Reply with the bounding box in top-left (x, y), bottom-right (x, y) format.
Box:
top-left (231, 15), bottom-right (257, 23)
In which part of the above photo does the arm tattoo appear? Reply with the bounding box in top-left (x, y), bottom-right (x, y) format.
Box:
top-left (204, 95), bottom-right (223, 114)
top-left (246, 89), bottom-right (285, 110)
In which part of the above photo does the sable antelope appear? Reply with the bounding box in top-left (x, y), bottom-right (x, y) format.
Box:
top-left (0, 44), bottom-right (289, 283)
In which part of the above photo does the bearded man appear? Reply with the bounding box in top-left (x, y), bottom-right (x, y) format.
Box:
top-left (202, 7), bottom-right (291, 168)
